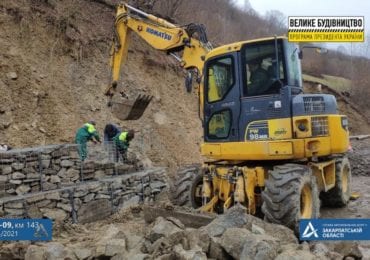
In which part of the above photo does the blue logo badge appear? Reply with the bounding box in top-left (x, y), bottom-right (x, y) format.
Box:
top-left (300, 219), bottom-right (370, 240)
top-left (0, 219), bottom-right (53, 241)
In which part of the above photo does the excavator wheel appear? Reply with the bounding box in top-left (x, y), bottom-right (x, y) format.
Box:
top-left (170, 164), bottom-right (202, 208)
top-left (262, 164), bottom-right (320, 233)
top-left (320, 157), bottom-right (351, 207)
top-left (189, 173), bottom-right (204, 209)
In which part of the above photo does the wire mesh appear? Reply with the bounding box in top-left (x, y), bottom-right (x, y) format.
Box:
top-left (0, 139), bottom-right (167, 222)
top-left (0, 142), bottom-right (133, 199)
top-left (86, 140), bottom-right (143, 164)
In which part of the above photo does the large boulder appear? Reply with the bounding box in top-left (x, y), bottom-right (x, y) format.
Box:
top-left (148, 217), bottom-right (183, 242)
top-left (173, 244), bottom-right (207, 260)
top-left (95, 224), bottom-right (121, 257)
top-left (24, 245), bottom-right (45, 260)
top-left (333, 242), bottom-right (364, 259)
top-left (77, 199), bottom-right (111, 223)
top-left (202, 205), bottom-right (297, 244)
top-left (276, 249), bottom-right (317, 260)
top-left (219, 228), bottom-right (251, 258)
top-left (203, 206), bottom-right (248, 237)
top-left (72, 247), bottom-right (92, 260)
top-left (104, 238), bottom-right (127, 256)
top-left (40, 208), bottom-right (67, 222)
top-left (184, 228), bottom-right (210, 253)
top-left (43, 242), bottom-right (76, 260)
top-left (239, 237), bottom-right (279, 260)
top-left (310, 242), bottom-right (331, 259)
top-left (220, 227), bottom-right (279, 260)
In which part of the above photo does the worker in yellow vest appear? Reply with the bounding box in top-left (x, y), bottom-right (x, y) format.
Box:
top-left (112, 130), bottom-right (134, 162)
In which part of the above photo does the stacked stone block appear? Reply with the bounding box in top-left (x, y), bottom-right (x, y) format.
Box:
top-left (0, 145), bottom-right (134, 197)
top-left (0, 145), bottom-right (167, 223)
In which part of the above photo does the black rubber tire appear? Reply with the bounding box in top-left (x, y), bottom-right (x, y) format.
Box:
top-left (170, 164), bottom-right (201, 207)
top-left (262, 164), bottom-right (320, 233)
top-left (189, 173), bottom-right (204, 209)
top-left (320, 157), bottom-right (351, 207)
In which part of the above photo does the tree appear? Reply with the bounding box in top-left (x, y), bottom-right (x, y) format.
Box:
top-left (265, 10), bottom-right (286, 35)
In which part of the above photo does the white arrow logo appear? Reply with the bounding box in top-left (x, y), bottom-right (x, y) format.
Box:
top-left (302, 221), bottom-right (319, 238)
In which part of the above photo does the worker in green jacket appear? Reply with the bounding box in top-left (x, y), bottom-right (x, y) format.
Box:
top-left (75, 121), bottom-right (101, 161)
top-left (112, 130), bottom-right (135, 162)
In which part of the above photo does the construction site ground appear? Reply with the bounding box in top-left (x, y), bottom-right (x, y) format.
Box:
top-left (1, 0), bottom-right (370, 259)
top-left (0, 138), bottom-right (369, 259)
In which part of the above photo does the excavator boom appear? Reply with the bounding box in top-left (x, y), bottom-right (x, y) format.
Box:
top-left (106, 3), bottom-right (211, 120)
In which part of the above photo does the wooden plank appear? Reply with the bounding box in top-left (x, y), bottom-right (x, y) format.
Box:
top-left (143, 205), bottom-right (215, 228)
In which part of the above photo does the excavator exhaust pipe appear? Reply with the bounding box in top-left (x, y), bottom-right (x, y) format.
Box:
top-left (109, 94), bottom-right (152, 120)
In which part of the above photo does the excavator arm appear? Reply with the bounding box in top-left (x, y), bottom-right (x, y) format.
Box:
top-left (105, 3), bottom-right (212, 120)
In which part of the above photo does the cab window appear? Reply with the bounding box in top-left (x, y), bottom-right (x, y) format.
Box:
top-left (243, 41), bottom-right (285, 97)
top-left (206, 56), bottom-right (234, 102)
top-left (207, 110), bottom-right (232, 139)
top-left (286, 42), bottom-right (302, 88)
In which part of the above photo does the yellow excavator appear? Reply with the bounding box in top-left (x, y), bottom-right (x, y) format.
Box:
top-left (106, 3), bottom-right (351, 232)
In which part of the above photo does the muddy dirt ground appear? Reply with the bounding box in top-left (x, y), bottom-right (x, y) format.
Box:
top-left (321, 176), bottom-right (370, 219)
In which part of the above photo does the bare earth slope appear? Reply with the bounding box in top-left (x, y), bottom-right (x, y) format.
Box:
top-left (0, 0), bottom-right (202, 169)
top-left (1, 1), bottom-right (370, 171)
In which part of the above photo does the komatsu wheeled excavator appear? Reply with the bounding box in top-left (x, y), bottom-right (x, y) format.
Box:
top-left (106, 3), bottom-right (351, 232)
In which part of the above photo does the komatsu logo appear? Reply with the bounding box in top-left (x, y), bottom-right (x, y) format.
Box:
top-left (146, 27), bottom-right (172, 40)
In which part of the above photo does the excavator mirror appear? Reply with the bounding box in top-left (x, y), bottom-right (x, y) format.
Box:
top-left (185, 71), bottom-right (193, 93)
top-left (109, 94), bottom-right (153, 120)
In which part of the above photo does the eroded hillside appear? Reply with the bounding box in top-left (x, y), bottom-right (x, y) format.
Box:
top-left (1, 0), bottom-right (369, 172)
top-left (0, 0), bottom-right (202, 169)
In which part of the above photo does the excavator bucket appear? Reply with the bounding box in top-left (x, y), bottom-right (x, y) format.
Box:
top-left (110, 94), bottom-right (153, 120)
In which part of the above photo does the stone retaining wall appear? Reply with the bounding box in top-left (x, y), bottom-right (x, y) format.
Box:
top-left (0, 168), bottom-right (166, 223)
top-left (0, 144), bottom-right (167, 223)
top-left (0, 144), bottom-right (139, 198)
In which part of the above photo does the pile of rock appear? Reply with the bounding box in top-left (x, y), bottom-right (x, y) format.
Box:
top-left (17, 206), bottom-right (368, 260)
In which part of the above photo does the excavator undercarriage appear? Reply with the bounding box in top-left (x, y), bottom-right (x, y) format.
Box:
top-left (170, 156), bottom-right (351, 233)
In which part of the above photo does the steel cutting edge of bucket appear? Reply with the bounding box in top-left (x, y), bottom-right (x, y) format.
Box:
top-left (111, 94), bottom-right (153, 120)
